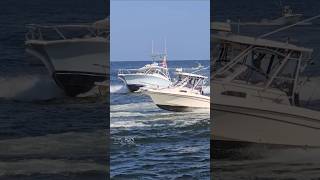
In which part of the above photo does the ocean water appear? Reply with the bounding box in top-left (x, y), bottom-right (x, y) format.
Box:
top-left (110, 60), bottom-right (210, 179)
top-left (212, 0), bottom-right (320, 179)
top-left (0, 0), bottom-right (109, 179)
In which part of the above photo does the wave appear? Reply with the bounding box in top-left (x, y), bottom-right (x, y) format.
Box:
top-left (110, 84), bottom-right (128, 94)
top-left (0, 131), bottom-right (107, 157)
top-left (299, 76), bottom-right (320, 101)
top-left (0, 130), bottom-right (108, 176)
top-left (0, 75), bottom-right (64, 101)
top-left (111, 102), bottom-right (209, 129)
top-left (111, 102), bottom-right (157, 112)
top-left (0, 159), bottom-right (106, 176)
top-left (214, 147), bottom-right (320, 178)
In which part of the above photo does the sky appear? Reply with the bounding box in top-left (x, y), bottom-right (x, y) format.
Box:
top-left (110, 0), bottom-right (210, 61)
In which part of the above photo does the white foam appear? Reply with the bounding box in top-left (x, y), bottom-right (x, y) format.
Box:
top-left (111, 102), bottom-right (209, 129)
top-left (0, 75), bottom-right (64, 101)
top-left (111, 102), bottom-right (156, 112)
top-left (112, 136), bottom-right (136, 146)
top-left (0, 159), bottom-right (106, 176)
top-left (0, 131), bottom-right (107, 156)
top-left (111, 111), bottom-right (147, 118)
top-left (110, 84), bottom-right (128, 94)
top-left (0, 131), bottom-right (108, 176)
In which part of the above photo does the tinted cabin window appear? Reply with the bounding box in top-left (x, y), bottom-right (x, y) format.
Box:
top-left (221, 91), bottom-right (246, 98)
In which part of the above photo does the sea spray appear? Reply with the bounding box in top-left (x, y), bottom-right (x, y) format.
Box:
top-left (110, 84), bottom-right (128, 94)
top-left (0, 75), bottom-right (64, 101)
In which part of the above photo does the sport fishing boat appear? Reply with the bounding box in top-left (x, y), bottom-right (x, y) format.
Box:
top-left (211, 29), bottom-right (320, 147)
top-left (25, 18), bottom-right (109, 97)
top-left (118, 53), bottom-right (171, 92)
top-left (143, 70), bottom-right (210, 112)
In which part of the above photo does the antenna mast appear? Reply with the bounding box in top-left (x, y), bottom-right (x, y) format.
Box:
top-left (260, 14), bottom-right (320, 38)
top-left (152, 40), bottom-right (154, 54)
top-left (164, 38), bottom-right (167, 55)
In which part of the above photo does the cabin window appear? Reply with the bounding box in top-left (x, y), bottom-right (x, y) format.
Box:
top-left (221, 91), bottom-right (246, 98)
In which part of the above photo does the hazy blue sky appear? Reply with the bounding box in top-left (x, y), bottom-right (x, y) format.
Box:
top-left (111, 0), bottom-right (210, 61)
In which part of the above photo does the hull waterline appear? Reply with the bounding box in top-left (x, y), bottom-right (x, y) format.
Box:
top-left (145, 90), bottom-right (210, 112)
top-left (26, 38), bottom-right (108, 97)
top-left (118, 74), bottom-right (171, 92)
top-left (211, 101), bottom-right (320, 147)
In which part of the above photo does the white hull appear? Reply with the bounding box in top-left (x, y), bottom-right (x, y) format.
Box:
top-left (212, 97), bottom-right (320, 147)
top-left (118, 74), bottom-right (171, 92)
top-left (145, 88), bottom-right (210, 112)
top-left (26, 38), bottom-right (108, 74)
top-left (26, 38), bottom-right (108, 96)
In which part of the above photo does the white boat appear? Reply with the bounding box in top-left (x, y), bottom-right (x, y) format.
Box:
top-left (118, 54), bottom-right (171, 92)
top-left (25, 18), bottom-right (109, 97)
top-left (211, 30), bottom-right (320, 147)
top-left (143, 70), bottom-right (210, 112)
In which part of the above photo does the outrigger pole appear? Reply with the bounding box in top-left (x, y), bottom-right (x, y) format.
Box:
top-left (213, 14), bottom-right (320, 77)
top-left (260, 13), bottom-right (320, 38)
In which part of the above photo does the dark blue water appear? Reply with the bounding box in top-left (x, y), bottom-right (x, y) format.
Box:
top-left (110, 60), bottom-right (210, 179)
top-left (0, 0), bottom-right (108, 179)
top-left (212, 0), bottom-right (320, 179)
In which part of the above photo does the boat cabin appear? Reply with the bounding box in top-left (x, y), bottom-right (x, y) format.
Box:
top-left (174, 72), bottom-right (208, 94)
top-left (118, 60), bottom-right (170, 80)
top-left (212, 33), bottom-right (313, 105)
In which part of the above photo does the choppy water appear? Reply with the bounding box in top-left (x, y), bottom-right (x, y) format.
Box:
top-left (110, 60), bottom-right (210, 179)
top-left (0, 0), bottom-right (108, 179)
top-left (212, 0), bottom-right (320, 179)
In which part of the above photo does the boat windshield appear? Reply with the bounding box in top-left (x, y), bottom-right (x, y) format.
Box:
top-left (213, 37), bottom-right (312, 102)
top-left (174, 74), bottom-right (206, 90)
top-left (26, 20), bottom-right (109, 41)
top-left (140, 66), bottom-right (168, 76)
top-left (118, 64), bottom-right (170, 79)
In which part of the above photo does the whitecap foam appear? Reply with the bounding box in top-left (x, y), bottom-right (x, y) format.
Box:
top-left (110, 84), bottom-right (128, 94)
top-left (0, 159), bottom-right (106, 176)
top-left (0, 75), bottom-right (64, 101)
top-left (111, 102), bottom-right (157, 112)
top-left (0, 130), bottom-right (107, 156)
top-left (111, 101), bottom-right (209, 129)
top-left (111, 111), bottom-right (148, 118)
top-left (0, 131), bottom-right (108, 176)
top-left (112, 136), bottom-right (136, 146)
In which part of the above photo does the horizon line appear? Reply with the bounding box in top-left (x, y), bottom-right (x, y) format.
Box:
top-left (111, 59), bottom-right (210, 62)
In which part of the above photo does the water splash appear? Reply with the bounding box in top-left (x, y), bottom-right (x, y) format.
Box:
top-left (111, 102), bottom-right (209, 129)
top-left (0, 131), bottom-right (107, 176)
top-left (110, 84), bottom-right (128, 94)
top-left (113, 136), bottom-right (136, 146)
top-left (0, 75), bottom-right (64, 101)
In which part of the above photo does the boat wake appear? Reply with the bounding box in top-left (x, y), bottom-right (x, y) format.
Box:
top-left (0, 75), bottom-right (64, 101)
top-left (110, 84), bottom-right (128, 94)
top-left (0, 130), bottom-right (107, 177)
top-left (213, 147), bottom-right (320, 178)
top-left (111, 102), bottom-right (209, 129)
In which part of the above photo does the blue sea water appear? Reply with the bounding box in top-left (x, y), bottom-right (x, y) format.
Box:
top-left (110, 60), bottom-right (210, 179)
top-left (0, 0), bottom-right (108, 179)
